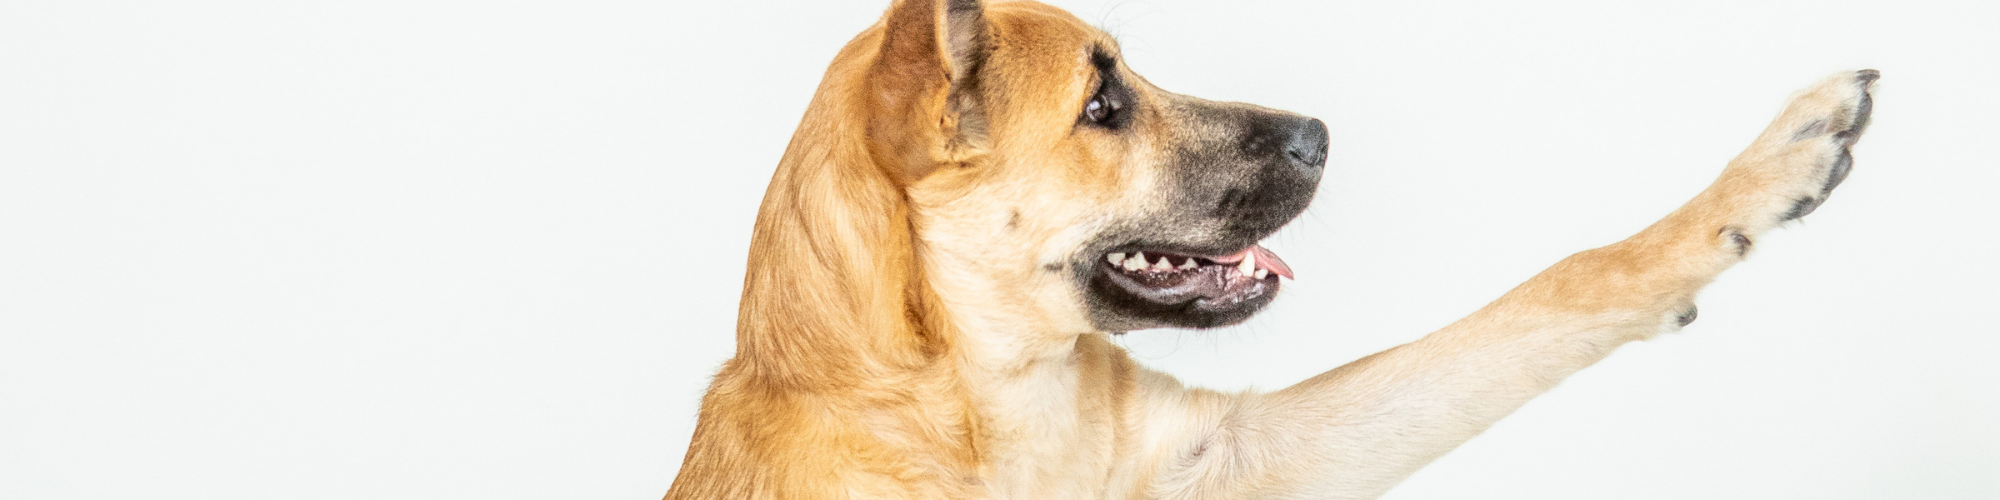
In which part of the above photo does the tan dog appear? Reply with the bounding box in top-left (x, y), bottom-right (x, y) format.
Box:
top-left (664, 0), bottom-right (1877, 498)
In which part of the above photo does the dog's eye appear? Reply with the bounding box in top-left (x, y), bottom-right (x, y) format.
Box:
top-left (1084, 91), bottom-right (1121, 124)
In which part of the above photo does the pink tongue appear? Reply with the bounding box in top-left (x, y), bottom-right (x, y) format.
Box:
top-left (1208, 245), bottom-right (1294, 279)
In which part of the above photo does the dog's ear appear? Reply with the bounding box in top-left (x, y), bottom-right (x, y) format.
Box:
top-left (867, 0), bottom-right (990, 182)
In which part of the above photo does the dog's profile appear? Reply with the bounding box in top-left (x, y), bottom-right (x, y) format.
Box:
top-left (665, 0), bottom-right (1876, 498)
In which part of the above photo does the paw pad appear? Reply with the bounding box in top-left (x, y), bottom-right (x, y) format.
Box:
top-left (1721, 226), bottom-right (1753, 258)
top-left (1675, 304), bottom-right (1699, 327)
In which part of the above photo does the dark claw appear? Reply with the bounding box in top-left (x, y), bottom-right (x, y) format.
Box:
top-left (1676, 304), bottom-right (1699, 327)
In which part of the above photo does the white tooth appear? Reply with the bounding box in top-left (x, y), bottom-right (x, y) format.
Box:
top-left (1255, 269), bottom-right (1269, 280)
top-left (1108, 253), bottom-right (1125, 265)
top-left (1179, 259), bottom-right (1199, 270)
top-left (1152, 257), bottom-right (1173, 271)
top-left (1238, 252), bottom-right (1256, 275)
top-left (1123, 252), bottom-right (1148, 271)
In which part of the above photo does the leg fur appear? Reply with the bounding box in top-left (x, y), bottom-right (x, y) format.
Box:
top-left (1148, 70), bottom-right (1879, 500)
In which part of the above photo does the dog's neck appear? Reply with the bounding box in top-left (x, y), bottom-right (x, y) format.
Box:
top-left (918, 239), bottom-right (1092, 371)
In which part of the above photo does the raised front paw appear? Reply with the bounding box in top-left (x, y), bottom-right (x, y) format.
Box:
top-left (1773, 70), bottom-right (1876, 220)
top-left (1565, 71), bottom-right (1879, 334)
top-left (1710, 70), bottom-right (1878, 256)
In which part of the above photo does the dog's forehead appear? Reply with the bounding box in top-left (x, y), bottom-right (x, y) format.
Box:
top-left (988, 1), bottom-right (1116, 81)
top-left (991, 0), bottom-right (1105, 38)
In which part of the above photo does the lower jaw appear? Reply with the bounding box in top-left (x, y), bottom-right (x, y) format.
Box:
top-left (1102, 265), bottom-right (1275, 305)
top-left (1086, 267), bottom-right (1280, 330)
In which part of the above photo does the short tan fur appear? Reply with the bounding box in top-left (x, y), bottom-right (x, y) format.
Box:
top-left (666, 1), bottom-right (1878, 498)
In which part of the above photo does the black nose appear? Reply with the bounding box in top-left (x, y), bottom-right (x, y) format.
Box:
top-left (1285, 118), bottom-right (1329, 171)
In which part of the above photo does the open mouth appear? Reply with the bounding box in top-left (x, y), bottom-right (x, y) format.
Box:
top-left (1096, 244), bottom-right (1293, 313)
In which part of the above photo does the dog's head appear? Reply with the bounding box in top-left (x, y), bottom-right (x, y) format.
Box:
top-left (747, 0), bottom-right (1324, 355)
top-left (872, 0), bottom-right (1325, 334)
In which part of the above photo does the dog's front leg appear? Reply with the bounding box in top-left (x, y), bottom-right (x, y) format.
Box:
top-left (1149, 71), bottom-right (1878, 500)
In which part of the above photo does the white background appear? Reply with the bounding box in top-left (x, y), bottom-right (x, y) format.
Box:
top-left (3, 0), bottom-right (1995, 498)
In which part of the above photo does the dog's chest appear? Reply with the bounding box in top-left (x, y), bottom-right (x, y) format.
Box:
top-left (963, 342), bottom-right (1131, 499)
